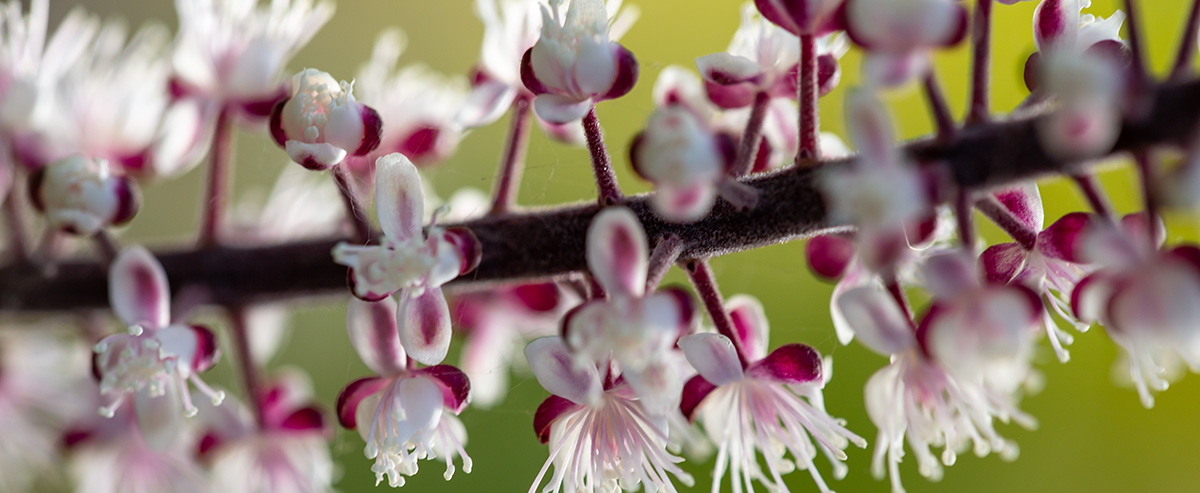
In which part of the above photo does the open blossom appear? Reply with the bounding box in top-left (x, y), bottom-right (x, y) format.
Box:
top-left (335, 298), bottom-right (472, 488)
top-left (520, 0), bottom-right (640, 124)
top-left (697, 4), bottom-right (846, 109)
top-left (333, 153), bottom-right (481, 365)
top-left (171, 0), bottom-right (334, 115)
top-left (563, 207), bottom-right (696, 412)
top-left (29, 154), bottom-right (139, 235)
top-left (526, 336), bottom-right (694, 493)
top-left (845, 0), bottom-right (967, 87)
top-left (678, 295), bottom-right (865, 493)
top-left (67, 403), bottom-right (209, 493)
top-left (630, 105), bottom-right (759, 223)
top-left (92, 246), bottom-right (225, 448)
top-left (838, 252), bottom-right (1040, 492)
top-left (979, 185), bottom-right (1096, 361)
top-left (453, 282), bottom-right (581, 407)
top-left (198, 370), bottom-right (333, 493)
top-left (1072, 214), bottom-right (1200, 408)
top-left (268, 68), bottom-right (383, 170)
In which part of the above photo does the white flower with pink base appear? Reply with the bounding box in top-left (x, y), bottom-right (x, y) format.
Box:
top-left (268, 69), bottom-right (383, 171)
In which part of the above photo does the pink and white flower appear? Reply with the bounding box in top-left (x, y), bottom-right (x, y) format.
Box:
top-left (679, 295), bottom-right (866, 493)
top-left (335, 298), bottom-right (473, 488)
top-left (562, 207), bottom-right (696, 412)
top-left (519, 0), bottom-right (640, 124)
top-left (452, 282), bottom-right (581, 407)
top-left (92, 246), bottom-right (225, 446)
top-left (267, 68), bottom-right (383, 171)
top-left (1071, 215), bottom-right (1200, 408)
top-left (29, 154), bottom-right (139, 235)
top-left (1032, 0), bottom-right (1126, 54)
top-left (526, 336), bottom-right (694, 493)
top-left (332, 153), bottom-right (481, 365)
top-left (66, 401), bottom-right (208, 493)
top-left (979, 185), bottom-right (1096, 361)
top-left (845, 0), bottom-right (968, 87)
top-left (197, 370), bottom-right (333, 493)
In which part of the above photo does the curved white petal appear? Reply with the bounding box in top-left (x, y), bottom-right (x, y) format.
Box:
top-left (679, 333), bottom-right (744, 386)
top-left (374, 153), bottom-right (425, 241)
top-left (347, 297), bottom-right (407, 376)
top-left (524, 336), bottom-right (602, 405)
top-left (397, 286), bottom-right (452, 366)
top-left (836, 286), bottom-right (915, 356)
top-left (109, 246), bottom-right (171, 328)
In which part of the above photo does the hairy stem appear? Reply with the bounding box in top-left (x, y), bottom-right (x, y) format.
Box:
top-left (956, 189), bottom-right (976, 251)
top-left (1123, 0), bottom-right (1149, 84)
top-left (645, 233), bottom-right (683, 292)
top-left (976, 196), bottom-right (1038, 250)
top-left (732, 92), bottom-right (770, 177)
top-left (5, 78), bottom-right (1200, 312)
top-left (93, 230), bottom-right (120, 266)
top-left (333, 166), bottom-right (371, 244)
top-left (798, 33), bottom-right (820, 163)
top-left (967, 0), bottom-right (993, 125)
top-left (1171, 0), bottom-right (1200, 81)
top-left (923, 71), bottom-right (956, 141)
top-left (1072, 173), bottom-right (1116, 222)
top-left (685, 260), bottom-right (748, 367)
top-left (230, 306), bottom-right (265, 426)
top-left (199, 108), bottom-right (233, 247)
top-left (1135, 150), bottom-right (1161, 248)
top-left (490, 96), bottom-right (533, 214)
top-left (582, 106), bottom-right (622, 206)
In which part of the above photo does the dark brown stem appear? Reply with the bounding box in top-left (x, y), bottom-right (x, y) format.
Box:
top-left (645, 233), bottom-right (683, 292)
top-left (333, 166), bottom-right (371, 244)
top-left (956, 189), bottom-right (976, 251)
top-left (684, 260), bottom-right (748, 367)
top-left (797, 33), bottom-right (820, 163)
top-left (93, 230), bottom-right (120, 266)
top-left (229, 306), bottom-right (265, 427)
top-left (976, 196), bottom-right (1038, 250)
top-left (5, 78), bottom-right (1200, 312)
top-left (582, 106), bottom-right (622, 206)
top-left (490, 96), bottom-right (533, 214)
top-left (1072, 173), bottom-right (1116, 222)
top-left (1135, 150), bottom-right (1161, 249)
top-left (1123, 0), bottom-right (1149, 85)
top-left (1171, 0), bottom-right (1200, 81)
top-left (2, 194), bottom-right (28, 262)
top-left (923, 71), bottom-right (956, 141)
top-left (732, 92), bottom-right (770, 177)
top-left (199, 108), bottom-right (233, 247)
top-left (967, 0), bottom-right (993, 125)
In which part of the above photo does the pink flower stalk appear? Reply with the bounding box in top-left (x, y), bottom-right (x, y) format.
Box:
top-left (844, 0), bottom-right (968, 87)
top-left (562, 207), bottom-right (697, 413)
top-left (980, 185), bottom-right (1097, 361)
top-left (629, 105), bottom-right (756, 223)
top-left (1072, 214), bottom-right (1200, 408)
top-left (267, 68), bottom-right (383, 171)
top-left (697, 5), bottom-right (846, 110)
top-left (838, 252), bottom-right (1041, 492)
top-left (452, 282), bottom-right (581, 407)
top-left (817, 89), bottom-right (931, 272)
top-left (29, 154), bottom-right (139, 236)
top-left (333, 153), bottom-right (481, 365)
top-left (92, 247), bottom-right (225, 442)
top-left (752, 0), bottom-right (844, 36)
top-left (679, 295), bottom-right (865, 493)
top-left (525, 336), bottom-right (694, 493)
top-left (197, 371), bottom-right (334, 493)
top-left (170, 0), bottom-right (334, 117)
top-left (335, 298), bottom-right (473, 488)
top-left (520, 0), bottom-right (640, 124)
top-left (347, 29), bottom-right (468, 179)
top-left (0, 329), bottom-right (89, 492)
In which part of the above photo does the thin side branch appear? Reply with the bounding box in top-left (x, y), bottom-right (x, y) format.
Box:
top-left (3, 79), bottom-right (1200, 312)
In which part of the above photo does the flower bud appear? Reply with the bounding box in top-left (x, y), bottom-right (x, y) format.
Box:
top-left (268, 69), bottom-right (383, 170)
top-left (31, 155), bottom-right (139, 235)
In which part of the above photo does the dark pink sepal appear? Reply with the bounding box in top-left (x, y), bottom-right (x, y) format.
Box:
top-left (746, 343), bottom-right (823, 384)
top-left (680, 374), bottom-right (718, 422)
top-left (335, 376), bottom-right (389, 429)
top-left (534, 394), bottom-right (580, 444)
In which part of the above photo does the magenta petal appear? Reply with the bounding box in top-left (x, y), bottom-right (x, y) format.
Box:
top-left (680, 374), bottom-right (718, 423)
top-left (279, 406), bottom-right (327, 432)
top-left (346, 268), bottom-right (395, 302)
top-left (981, 242), bottom-right (1029, 285)
top-left (727, 295), bottom-right (769, 361)
top-left (601, 44), bottom-right (639, 101)
top-left (520, 48), bottom-right (549, 95)
top-left (533, 395), bottom-right (580, 444)
top-left (629, 132), bottom-right (648, 181)
top-left (806, 235), bottom-right (856, 280)
top-left (398, 286), bottom-right (453, 366)
top-left (1121, 212), bottom-right (1165, 250)
top-left (267, 98), bottom-right (289, 148)
top-left (335, 377), bottom-right (389, 429)
top-left (754, 0), bottom-right (804, 35)
top-left (416, 364), bottom-right (472, 414)
top-left (657, 285), bottom-right (697, 337)
top-left (109, 246), bottom-right (171, 328)
top-left (1169, 245), bottom-right (1200, 276)
top-left (109, 177), bottom-right (141, 226)
top-left (512, 283), bottom-right (563, 312)
top-left (994, 185), bottom-right (1044, 231)
top-left (746, 343), bottom-right (823, 384)
top-left (354, 105), bottom-right (384, 156)
top-left (1033, 0), bottom-right (1074, 51)
top-left (940, 4), bottom-right (970, 46)
top-left (703, 80), bottom-right (756, 109)
top-left (186, 324), bottom-right (220, 373)
top-left (816, 54), bottom-right (841, 96)
top-left (443, 227), bottom-right (483, 276)
top-left (1037, 212), bottom-right (1094, 262)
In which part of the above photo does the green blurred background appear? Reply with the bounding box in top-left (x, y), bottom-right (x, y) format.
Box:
top-left (50, 0), bottom-right (1200, 491)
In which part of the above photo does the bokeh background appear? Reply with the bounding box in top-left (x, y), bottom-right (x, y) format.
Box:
top-left (45, 0), bottom-right (1200, 491)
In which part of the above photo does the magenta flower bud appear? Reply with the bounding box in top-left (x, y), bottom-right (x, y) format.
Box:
top-left (753, 0), bottom-right (844, 36)
top-left (268, 69), bottom-right (383, 171)
top-left (31, 155), bottom-right (141, 235)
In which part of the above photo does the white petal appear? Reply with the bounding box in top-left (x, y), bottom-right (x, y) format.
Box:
top-left (574, 39), bottom-right (618, 96)
top-left (836, 286), bottom-right (915, 356)
top-left (695, 52), bottom-right (762, 85)
top-left (679, 333), bottom-right (744, 386)
top-left (586, 207), bottom-right (649, 297)
top-left (135, 387), bottom-right (184, 451)
top-left (726, 294), bottom-right (770, 361)
top-left (532, 93), bottom-right (593, 124)
top-left (456, 81), bottom-right (518, 127)
top-left (285, 140), bottom-right (346, 169)
top-left (347, 298), bottom-right (407, 376)
top-left (109, 246), bottom-right (171, 328)
top-left (374, 153), bottom-right (425, 241)
top-left (524, 336), bottom-right (602, 405)
top-left (397, 286), bottom-right (452, 366)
